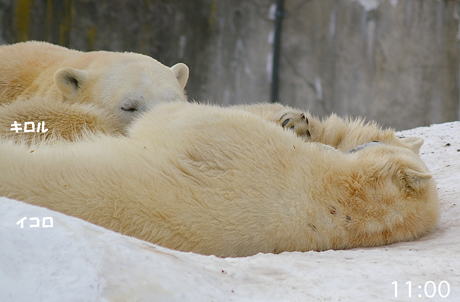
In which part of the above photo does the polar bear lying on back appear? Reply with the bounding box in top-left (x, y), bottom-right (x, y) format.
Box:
top-left (0, 102), bottom-right (439, 257)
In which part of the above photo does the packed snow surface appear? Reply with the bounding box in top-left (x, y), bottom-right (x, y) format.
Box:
top-left (1, 122), bottom-right (459, 301)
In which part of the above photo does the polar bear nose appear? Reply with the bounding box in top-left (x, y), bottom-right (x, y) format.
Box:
top-left (121, 99), bottom-right (140, 112)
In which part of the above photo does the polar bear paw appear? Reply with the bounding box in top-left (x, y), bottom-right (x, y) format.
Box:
top-left (278, 111), bottom-right (311, 140)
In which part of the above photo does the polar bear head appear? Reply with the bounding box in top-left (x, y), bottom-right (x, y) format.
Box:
top-left (343, 138), bottom-right (439, 242)
top-left (53, 51), bottom-right (189, 126)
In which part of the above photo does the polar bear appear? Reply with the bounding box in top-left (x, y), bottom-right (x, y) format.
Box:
top-left (0, 102), bottom-right (439, 257)
top-left (0, 96), bottom-right (127, 142)
top-left (0, 41), bottom-right (189, 141)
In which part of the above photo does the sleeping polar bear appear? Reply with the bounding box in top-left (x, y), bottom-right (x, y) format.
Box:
top-left (0, 41), bottom-right (189, 142)
top-left (0, 102), bottom-right (439, 257)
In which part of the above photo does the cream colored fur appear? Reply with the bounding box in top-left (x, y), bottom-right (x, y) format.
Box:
top-left (0, 96), bottom-right (123, 142)
top-left (0, 102), bottom-right (439, 257)
top-left (0, 41), bottom-right (189, 141)
top-left (237, 102), bottom-right (424, 152)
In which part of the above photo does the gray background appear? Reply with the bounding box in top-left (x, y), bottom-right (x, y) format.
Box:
top-left (0, 0), bottom-right (458, 130)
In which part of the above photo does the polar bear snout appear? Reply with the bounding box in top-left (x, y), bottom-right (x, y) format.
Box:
top-left (121, 100), bottom-right (138, 112)
top-left (120, 99), bottom-right (147, 113)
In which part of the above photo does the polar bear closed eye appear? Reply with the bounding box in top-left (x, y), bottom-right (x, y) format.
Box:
top-left (346, 141), bottom-right (384, 153)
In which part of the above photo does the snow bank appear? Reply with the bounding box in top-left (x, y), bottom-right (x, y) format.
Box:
top-left (1, 122), bottom-right (459, 302)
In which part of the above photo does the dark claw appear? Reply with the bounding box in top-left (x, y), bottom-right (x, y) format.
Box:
top-left (306, 130), bottom-right (311, 137)
top-left (289, 126), bottom-right (295, 130)
top-left (282, 119), bottom-right (290, 128)
top-left (301, 113), bottom-right (309, 124)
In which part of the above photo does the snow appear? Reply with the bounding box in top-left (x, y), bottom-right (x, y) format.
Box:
top-left (1, 121), bottom-right (459, 302)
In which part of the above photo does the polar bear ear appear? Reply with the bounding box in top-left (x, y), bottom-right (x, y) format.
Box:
top-left (171, 63), bottom-right (189, 89)
top-left (397, 168), bottom-right (432, 191)
top-left (54, 67), bottom-right (89, 100)
top-left (400, 137), bottom-right (424, 154)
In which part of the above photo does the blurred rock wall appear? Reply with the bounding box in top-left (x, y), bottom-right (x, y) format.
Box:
top-left (0, 0), bottom-right (458, 130)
